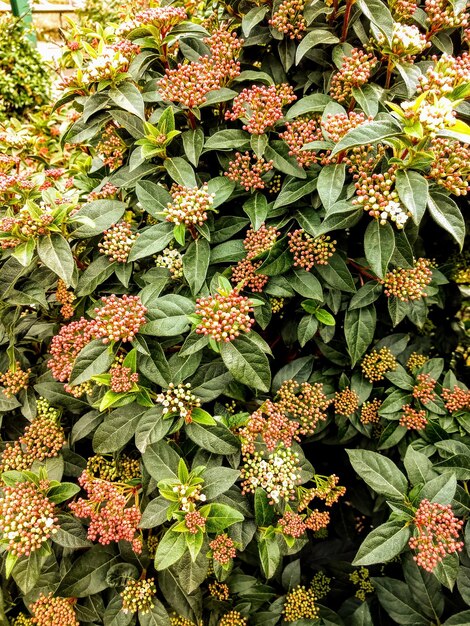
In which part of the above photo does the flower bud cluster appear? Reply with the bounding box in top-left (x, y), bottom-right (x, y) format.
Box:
top-left (330, 49), bottom-right (377, 104)
top-left (401, 96), bottom-right (456, 136)
top-left (170, 617), bottom-right (196, 626)
top-left (288, 230), bottom-right (336, 270)
top-left (383, 258), bottom-right (433, 301)
top-left (241, 446), bottom-right (301, 503)
top-left (87, 454), bottom-right (140, 483)
top-left (209, 533), bottom-right (236, 564)
top-left (0, 207), bottom-right (54, 245)
top-left (244, 224), bottom-right (280, 259)
top-left (239, 400), bottom-right (301, 455)
top-left (156, 382), bottom-right (201, 422)
top-left (30, 594), bottom-right (78, 626)
top-left (270, 296), bottom-right (286, 314)
top-left (158, 30), bottom-right (242, 108)
top-left (269, 0), bottom-right (306, 39)
top-left (360, 398), bottom-right (382, 424)
top-left (418, 53), bottom-right (470, 97)
top-left (279, 116), bottom-right (323, 167)
top-left (429, 138), bottom-right (470, 196)
top-left (219, 611), bottom-right (248, 626)
top-left (310, 474), bottom-right (346, 506)
top-left (171, 482), bottom-right (206, 512)
top-left (278, 511), bottom-right (306, 537)
top-left (109, 364), bottom-right (139, 393)
top-left (56, 279), bottom-right (75, 319)
top-left (225, 152), bottom-right (274, 190)
top-left (311, 572), bottom-right (331, 600)
top-left (407, 352), bottom-right (428, 371)
top-left (184, 510), bottom-right (206, 534)
top-left (164, 183), bottom-right (215, 226)
top-left (156, 247), bottom-right (184, 279)
top-left (0, 362), bottom-right (30, 397)
top-left (277, 380), bottom-right (331, 436)
top-left (121, 578), bottom-right (156, 614)
top-left (90, 294), bottom-right (147, 343)
top-left (353, 167), bottom-right (409, 228)
top-left (424, 0), bottom-right (469, 31)
top-left (225, 84), bottom-right (296, 135)
top-left (334, 388), bottom-right (359, 416)
top-left (0, 479), bottom-right (58, 557)
top-left (389, 0), bottom-right (418, 21)
top-left (441, 386), bottom-right (470, 412)
top-left (116, 6), bottom-right (187, 36)
top-left (12, 613), bottom-right (32, 625)
top-left (81, 44), bottom-right (135, 84)
top-left (208, 581), bottom-right (230, 600)
top-left (413, 373), bottom-right (436, 404)
top-left (96, 124), bottom-right (126, 171)
top-left (409, 499), bottom-right (464, 571)
top-left (70, 470), bottom-right (142, 552)
top-left (231, 258), bottom-right (268, 292)
top-left (283, 586), bottom-right (319, 622)
top-left (87, 182), bottom-right (119, 201)
top-left (361, 347), bottom-right (397, 382)
top-left (195, 290), bottom-right (254, 342)
top-left (399, 404), bottom-right (428, 429)
top-left (305, 509), bottom-right (330, 531)
top-left (376, 23), bottom-right (429, 59)
top-left (350, 567), bottom-right (375, 601)
top-left (99, 222), bottom-right (137, 263)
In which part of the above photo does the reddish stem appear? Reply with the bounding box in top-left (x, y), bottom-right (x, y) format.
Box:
top-left (340, 0), bottom-right (354, 42)
top-left (347, 258), bottom-right (381, 282)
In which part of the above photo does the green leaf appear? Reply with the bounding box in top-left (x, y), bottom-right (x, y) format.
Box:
top-left (185, 422), bottom-right (239, 454)
top-left (364, 221), bottom-right (395, 279)
top-left (427, 192), bottom-right (465, 250)
top-left (182, 128), bottom-right (204, 166)
top-left (155, 531), bottom-right (187, 570)
top-left (315, 203), bottom-right (363, 236)
top-left (164, 157), bottom-right (197, 187)
top-left (402, 554), bottom-right (444, 622)
top-left (58, 545), bottom-right (119, 597)
top-left (349, 282), bottom-right (383, 310)
top-left (128, 222), bottom-right (174, 261)
top-left (265, 141), bottom-right (306, 179)
top-left (297, 315), bottom-right (319, 347)
top-left (140, 496), bottom-right (170, 528)
top-left (285, 93), bottom-right (331, 119)
top-left (330, 119), bottom-right (402, 157)
top-left (403, 446), bottom-right (436, 486)
top-left (204, 129), bottom-right (250, 150)
top-left (93, 404), bottom-right (145, 453)
top-left (142, 294), bottom-right (194, 336)
top-left (259, 536), bottom-right (281, 579)
top-left (76, 255), bottom-right (116, 297)
top-left (257, 238), bottom-right (293, 275)
top-left (53, 515), bottom-right (93, 549)
top-left (242, 5), bottom-right (269, 35)
top-left (109, 82), bottom-right (145, 119)
top-left (395, 170), bottom-right (429, 225)
top-left (243, 194), bottom-right (268, 230)
top-left (220, 335), bottom-right (271, 392)
top-left (143, 441), bottom-right (180, 481)
top-left (373, 577), bottom-right (429, 625)
top-left (135, 406), bottom-right (171, 453)
top-left (255, 488), bottom-right (275, 526)
top-left (353, 520), bottom-right (410, 566)
top-left (69, 340), bottom-right (114, 386)
top-left (443, 612), bottom-right (470, 626)
top-left (47, 482), bottom-right (80, 503)
top-left (71, 200), bottom-right (127, 237)
top-left (317, 163), bottom-right (346, 210)
top-left (37, 234), bottom-right (75, 287)
top-left (347, 449), bottom-right (408, 499)
top-left (357, 0), bottom-right (394, 41)
top-left (136, 180), bottom-right (171, 218)
top-left (420, 473), bottom-right (457, 504)
top-left (11, 551), bottom-right (48, 593)
top-left (183, 238), bottom-right (210, 295)
top-left (290, 269), bottom-right (323, 300)
top-left (202, 467), bottom-right (240, 500)
top-left (204, 503), bottom-right (244, 533)
top-left (316, 254), bottom-right (356, 292)
top-left (434, 553), bottom-right (459, 590)
top-left (344, 305), bottom-right (376, 366)
top-left (139, 600), bottom-right (171, 626)
top-left (295, 29), bottom-right (340, 64)
top-left (273, 175), bottom-right (318, 209)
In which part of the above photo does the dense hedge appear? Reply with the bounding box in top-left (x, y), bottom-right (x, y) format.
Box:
top-left (0, 0), bottom-right (470, 625)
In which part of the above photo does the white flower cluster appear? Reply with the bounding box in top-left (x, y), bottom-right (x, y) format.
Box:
top-left (379, 200), bottom-right (410, 228)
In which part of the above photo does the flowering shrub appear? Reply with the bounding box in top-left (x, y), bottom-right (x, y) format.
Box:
top-left (0, 0), bottom-right (470, 624)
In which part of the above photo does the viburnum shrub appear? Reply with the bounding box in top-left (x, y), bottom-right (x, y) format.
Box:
top-left (0, 0), bottom-right (470, 624)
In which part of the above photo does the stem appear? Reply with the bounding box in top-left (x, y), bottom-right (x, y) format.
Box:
top-left (187, 110), bottom-right (197, 130)
top-left (340, 0), bottom-right (354, 42)
top-left (329, 0), bottom-right (339, 24)
top-left (385, 57), bottom-right (394, 89)
top-left (347, 258), bottom-right (381, 282)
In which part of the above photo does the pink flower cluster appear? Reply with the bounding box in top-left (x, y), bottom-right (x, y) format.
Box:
top-left (413, 374), bottom-right (436, 404)
top-left (278, 511), bottom-right (306, 538)
top-left (329, 49), bottom-right (377, 104)
top-left (418, 53), bottom-right (470, 97)
top-left (195, 290), bottom-right (254, 342)
top-left (48, 317), bottom-right (93, 383)
top-left (244, 224), bottom-right (280, 259)
top-left (305, 509), bottom-right (331, 531)
top-left (277, 380), bottom-right (331, 436)
top-left (288, 230), bottom-right (336, 270)
top-left (239, 399), bottom-right (300, 456)
top-left (0, 479), bottom-right (58, 557)
top-left (269, 0), bottom-right (306, 39)
top-left (231, 258), bottom-right (268, 292)
top-left (280, 117), bottom-right (323, 167)
top-left (184, 510), bottom-right (206, 534)
top-left (225, 152), bottom-right (274, 190)
top-left (383, 258), bottom-right (433, 302)
top-left (0, 362), bottom-right (30, 397)
top-left (441, 386), bottom-right (470, 412)
top-left (225, 84), bottom-right (296, 134)
top-left (90, 294), bottom-right (147, 343)
top-left (429, 138), bottom-right (470, 196)
top-left (99, 222), bottom-right (137, 263)
top-left (409, 499), bottom-right (463, 571)
top-left (399, 404), bottom-right (428, 430)
top-left (209, 533), bottom-right (236, 564)
top-left (116, 6), bottom-right (187, 36)
top-left (164, 183), bottom-right (215, 227)
top-left (30, 594), bottom-right (78, 626)
top-left (109, 364), bottom-right (139, 393)
top-left (158, 30), bottom-right (242, 108)
top-left (70, 470), bottom-right (142, 552)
